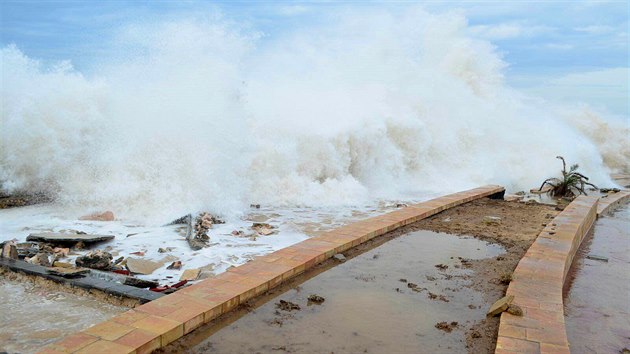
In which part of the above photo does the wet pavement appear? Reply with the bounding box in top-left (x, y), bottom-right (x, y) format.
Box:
top-left (564, 205), bottom-right (630, 354)
top-left (169, 230), bottom-right (504, 353)
top-left (0, 277), bottom-right (127, 354)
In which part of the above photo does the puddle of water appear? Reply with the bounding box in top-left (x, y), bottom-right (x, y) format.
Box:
top-left (564, 205), bottom-right (630, 354)
top-left (0, 278), bottom-right (127, 354)
top-left (184, 230), bottom-right (503, 353)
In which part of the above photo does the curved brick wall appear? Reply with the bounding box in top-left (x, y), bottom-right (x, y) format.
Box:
top-left (38, 185), bottom-right (504, 354)
top-left (495, 191), bottom-right (630, 354)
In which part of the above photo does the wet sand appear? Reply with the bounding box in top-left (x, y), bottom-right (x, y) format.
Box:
top-left (413, 198), bottom-right (559, 353)
top-left (564, 205), bottom-right (630, 353)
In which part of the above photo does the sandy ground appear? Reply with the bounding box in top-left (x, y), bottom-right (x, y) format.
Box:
top-left (411, 198), bottom-right (559, 353)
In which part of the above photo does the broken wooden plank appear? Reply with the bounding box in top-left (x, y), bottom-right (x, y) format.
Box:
top-left (26, 232), bottom-right (115, 244)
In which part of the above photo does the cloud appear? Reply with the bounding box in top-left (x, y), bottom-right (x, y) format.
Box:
top-left (545, 43), bottom-right (574, 50)
top-left (574, 25), bottom-right (615, 34)
top-left (469, 21), bottom-right (554, 40)
top-left (517, 67), bottom-right (629, 116)
top-left (276, 5), bottom-right (311, 16)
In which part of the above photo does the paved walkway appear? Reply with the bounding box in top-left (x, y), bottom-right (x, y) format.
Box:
top-left (495, 191), bottom-right (630, 354)
top-left (39, 185), bottom-right (504, 354)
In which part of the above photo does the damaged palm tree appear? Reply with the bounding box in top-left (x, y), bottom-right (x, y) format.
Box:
top-left (538, 156), bottom-right (598, 198)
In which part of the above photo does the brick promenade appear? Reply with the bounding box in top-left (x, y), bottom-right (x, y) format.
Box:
top-left (38, 185), bottom-right (504, 354)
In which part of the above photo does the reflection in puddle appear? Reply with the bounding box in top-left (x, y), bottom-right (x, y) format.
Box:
top-left (187, 230), bottom-right (504, 353)
top-left (0, 278), bottom-right (127, 353)
top-left (564, 205), bottom-right (630, 353)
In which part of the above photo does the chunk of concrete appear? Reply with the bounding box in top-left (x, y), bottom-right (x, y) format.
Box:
top-left (26, 233), bottom-right (115, 244)
top-left (75, 250), bottom-right (113, 270)
top-left (126, 257), bottom-right (163, 275)
top-left (1, 241), bottom-right (18, 259)
top-left (487, 295), bottom-right (514, 317)
top-left (180, 268), bottom-right (201, 281)
top-left (333, 254), bottom-right (347, 262)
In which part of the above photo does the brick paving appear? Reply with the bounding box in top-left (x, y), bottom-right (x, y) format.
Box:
top-left (37, 185), bottom-right (504, 354)
top-left (495, 191), bottom-right (630, 354)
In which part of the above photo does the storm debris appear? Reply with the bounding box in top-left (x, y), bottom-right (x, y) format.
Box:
top-left (435, 321), bottom-right (458, 332)
top-left (75, 250), bottom-right (113, 270)
top-left (26, 232), bottom-right (115, 244)
top-left (276, 300), bottom-right (301, 311)
top-left (487, 295), bottom-right (514, 317)
top-left (1, 240), bottom-right (18, 259)
top-left (251, 222), bottom-right (277, 236)
top-left (307, 294), bottom-right (325, 305)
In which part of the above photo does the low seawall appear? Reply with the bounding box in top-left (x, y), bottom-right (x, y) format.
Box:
top-left (38, 185), bottom-right (505, 354)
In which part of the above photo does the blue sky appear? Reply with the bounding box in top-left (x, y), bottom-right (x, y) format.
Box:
top-left (1, 1), bottom-right (628, 115)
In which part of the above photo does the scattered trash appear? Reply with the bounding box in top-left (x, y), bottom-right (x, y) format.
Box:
top-left (167, 261), bottom-right (183, 270)
top-left (26, 252), bottom-right (53, 267)
top-left (150, 279), bottom-right (188, 293)
top-left (129, 251), bottom-right (145, 256)
top-left (158, 247), bottom-right (175, 253)
top-left (307, 294), bottom-right (325, 305)
top-left (435, 321), bottom-right (458, 332)
top-left (333, 253), bottom-right (346, 262)
top-left (79, 210), bottom-right (115, 221)
top-left (251, 222), bottom-right (277, 236)
top-left (487, 295), bottom-right (514, 317)
top-left (15, 242), bottom-right (38, 258)
top-left (26, 232), bottom-right (115, 244)
top-left (435, 264), bottom-right (448, 270)
top-left (250, 204), bottom-right (261, 209)
top-left (180, 268), bottom-right (201, 281)
top-left (123, 277), bottom-right (159, 289)
top-left (586, 255), bottom-right (609, 262)
top-left (75, 250), bottom-right (113, 270)
top-left (276, 300), bottom-right (301, 311)
top-left (112, 269), bottom-right (130, 276)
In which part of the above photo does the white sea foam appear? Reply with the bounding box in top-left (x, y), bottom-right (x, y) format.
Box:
top-left (1, 8), bottom-right (628, 223)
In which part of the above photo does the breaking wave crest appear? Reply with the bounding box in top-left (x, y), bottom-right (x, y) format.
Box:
top-left (1, 8), bottom-right (628, 222)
